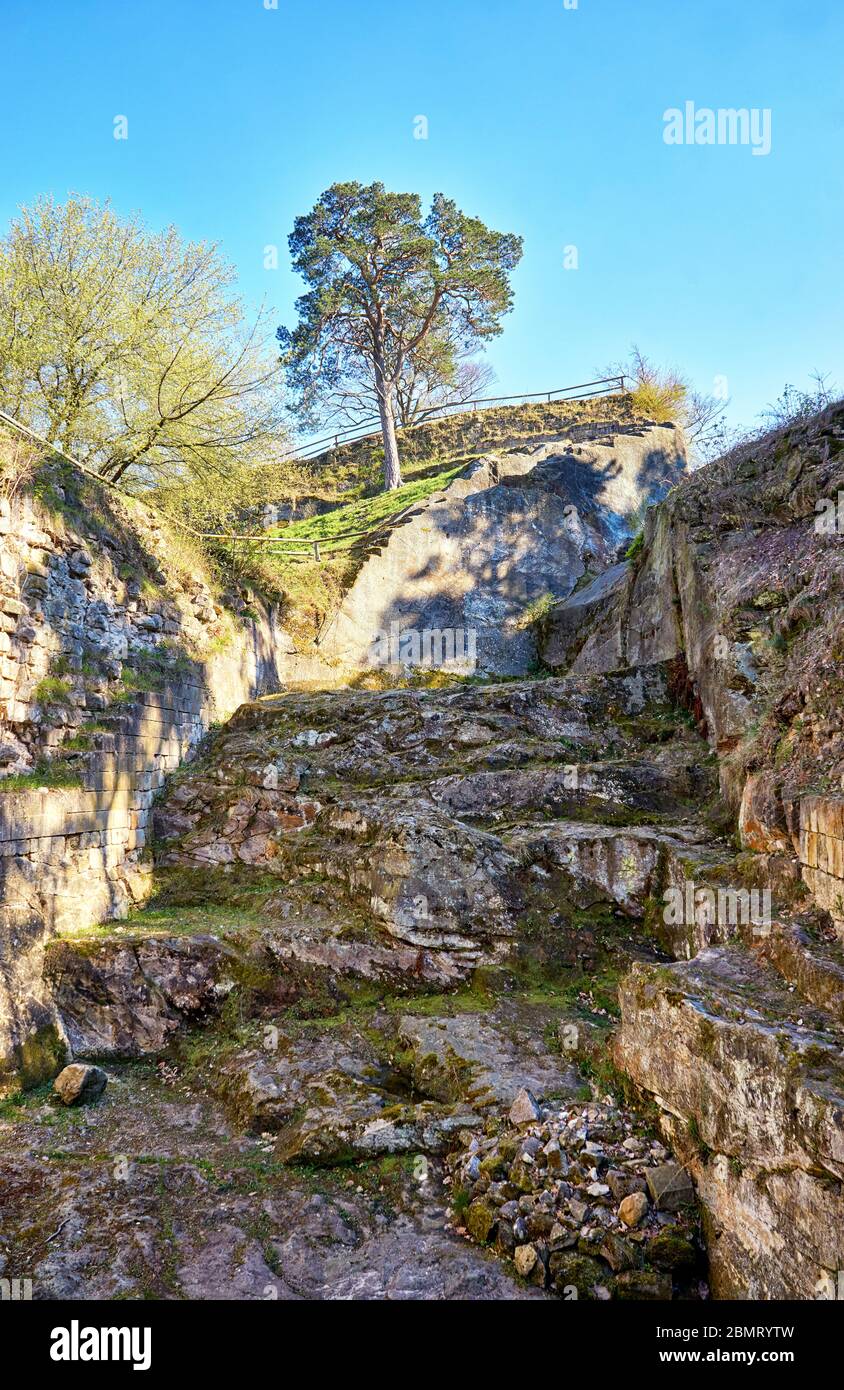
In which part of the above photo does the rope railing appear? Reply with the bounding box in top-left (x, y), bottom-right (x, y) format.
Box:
top-left (0, 407), bottom-right (424, 562)
top-left (0, 371), bottom-right (629, 564)
top-left (286, 375), bottom-right (628, 462)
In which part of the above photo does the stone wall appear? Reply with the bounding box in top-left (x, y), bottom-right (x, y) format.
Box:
top-left (0, 470), bottom-right (296, 1093)
top-left (800, 796), bottom-right (844, 932)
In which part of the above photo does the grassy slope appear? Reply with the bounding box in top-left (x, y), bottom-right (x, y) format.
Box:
top-left (269, 459), bottom-right (471, 552)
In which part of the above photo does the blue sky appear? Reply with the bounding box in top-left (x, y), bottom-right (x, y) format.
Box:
top-left (2, 0), bottom-right (842, 432)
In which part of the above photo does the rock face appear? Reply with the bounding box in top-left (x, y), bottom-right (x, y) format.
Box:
top-left (540, 402), bottom-right (844, 926)
top-left (616, 946), bottom-right (844, 1298)
top-left (44, 933), bottom-right (238, 1058)
top-left (800, 796), bottom-right (844, 931)
top-left (0, 468), bottom-right (325, 1093)
top-left (317, 423), bottom-right (685, 676)
top-left (529, 403), bottom-right (844, 1298)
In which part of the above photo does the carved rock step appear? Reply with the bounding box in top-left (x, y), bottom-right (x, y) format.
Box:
top-left (396, 1000), bottom-right (583, 1109)
top-left (750, 917), bottom-right (844, 1024)
top-left (44, 892), bottom-right (477, 1060)
top-left (207, 1025), bottom-right (482, 1164)
top-left (425, 751), bottom-right (713, 826)
top-left (615, 945), bottom-right (844, 1297)
top-left (154, 664), bottom-right (686, 813)
top-left (506, 819), bottom-right (735, 933)
top-left (45, 931), bottom-right (241, 1059)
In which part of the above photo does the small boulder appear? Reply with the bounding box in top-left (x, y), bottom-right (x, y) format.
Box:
top-left (514, 1243), bottom-right (538, 1278)
top-left (53, 1063), bottom-right (108, 1106)
top-left (618, 1191), bottom-right (649, 1228)
top-left (509, 1088), bottom-right (541, 1126)
top-left (646, 1163), bottom-right (695, 1211)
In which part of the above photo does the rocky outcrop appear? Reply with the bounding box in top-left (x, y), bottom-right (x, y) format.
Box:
top-left (44, 932), bottom-right (239, 1058)
top-left (4, 399), bottom-right (843, 1303)
top-left (529, 405), bottom-right (844, 1297)
top-left (151, 666), bottom-right (715, 972)
top-left (317, 422), bottom-right (685, 676)
top-left (541, 402), bottom-right (844, 925)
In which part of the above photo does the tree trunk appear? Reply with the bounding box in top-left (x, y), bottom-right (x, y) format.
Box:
top-left (375, 366), bottom-right (403, 491)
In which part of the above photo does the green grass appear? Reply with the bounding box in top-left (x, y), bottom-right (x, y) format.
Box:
top-left (32, 676), bottom-right (73, 706)
top-left (55, 902), bottom-right (269, 942)
top-left (269, 460), bottom-right (470, 556)
top-left (0, 758), bottom-right (84, 793)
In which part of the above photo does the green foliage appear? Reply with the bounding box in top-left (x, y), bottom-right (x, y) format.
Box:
top-left (514, 591), bottom-right (557, 633)
top-left (0, 429), bottom-right (39, 502)
top-left (605, 346), bottom-right (729, 465)
top-left (279, 181), bottom-right (523, 490)
top-left (0, 194), bottom-right (287, 489)
top-left (32, 676), bottom-right (73, 706)
top-left (0, 758), bottom-right (83, 793)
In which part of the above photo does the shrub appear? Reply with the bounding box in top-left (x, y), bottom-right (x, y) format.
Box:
top-left (32, 677), bottom-right (73, 706)
top-left (0, 429), bottom-right (40, 503)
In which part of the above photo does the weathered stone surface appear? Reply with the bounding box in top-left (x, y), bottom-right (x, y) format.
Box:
top-left (397, 1002), bottom-right (582, 1109)
top-left (318, 424), bottom-right (685, 677)
top-left (618, 1192), bottom-right (649, 1228)
top-left (153, 665), bottom-right (705, 964)
top-left (616, 946), bottom-right (844, 1296)
top-left (507, 818), bottom-right (728, 927)
top-left (509, 1088), bottom-right (542, 1126)
top-left (0, 1056), bottom-right (542, 1301)
top-left (752, 917), bottom-right (844, 1024)
top-left (428, 751), bottom-right (708, 825)
top-left (646, 1163), bottom-right (695, 1212)
top-left (276, 1080), bottom-right (477, 1166)
top-left (0, 477), bottom-right (320, 1091)
top-left (542, 405), bottom-right (844, 900)
top-left (540, 563), bottom-right (628, 672)
top-left (45, 933), bottom-right (237, 1058)
top-left (800, 796), bottom-right (844, 933)
top-left (739, 771), bottom-right (792, 855)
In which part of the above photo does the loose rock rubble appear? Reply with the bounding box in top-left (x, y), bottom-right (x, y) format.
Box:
top-left (445, 1097), bottom-right (705, 1300)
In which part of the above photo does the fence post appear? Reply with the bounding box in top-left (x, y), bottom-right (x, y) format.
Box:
top-left (313, 540), bottom-right (321, 562)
